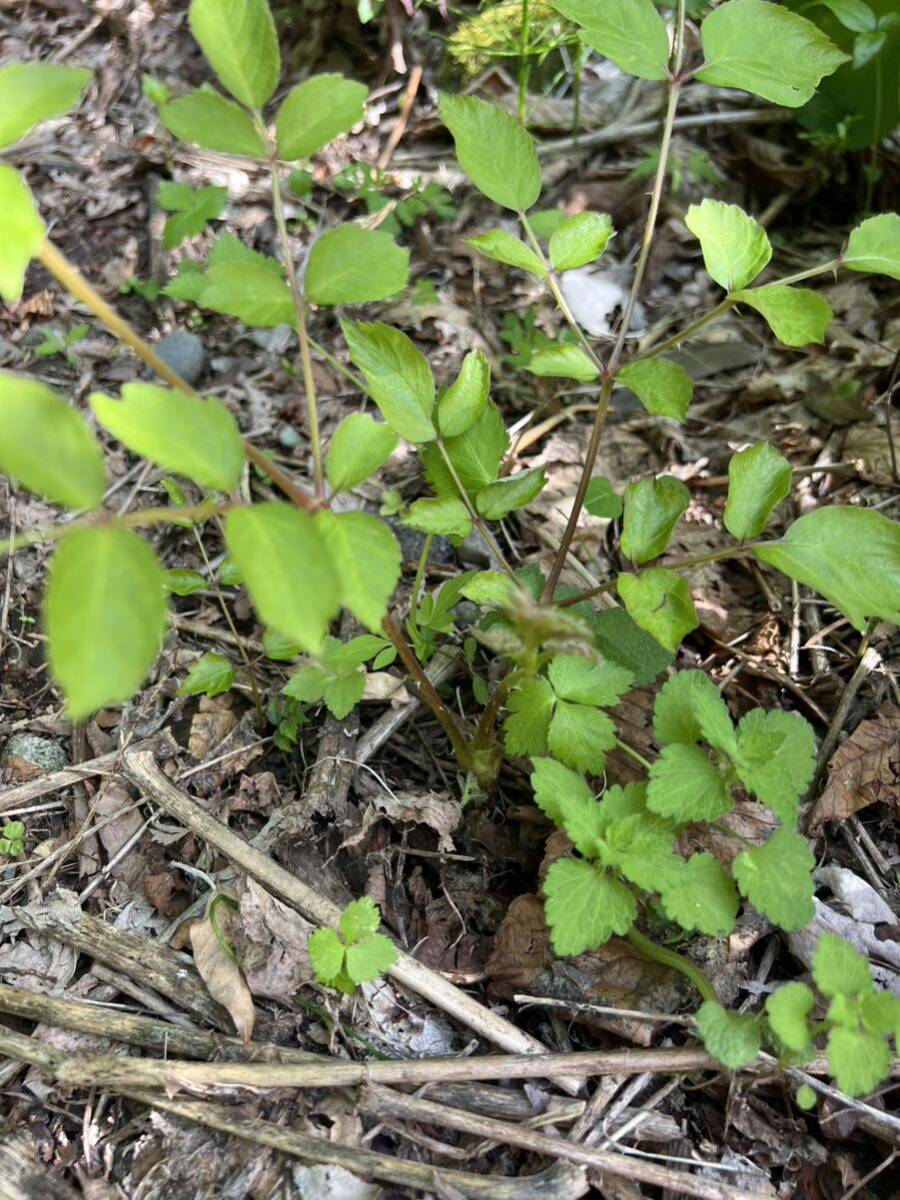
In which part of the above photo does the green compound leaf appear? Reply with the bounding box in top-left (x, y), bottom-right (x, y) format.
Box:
top-left (603, 813), bottom-right (680, 893)
top-left (734, 708), bottom-right (815, 822)
top-left (439, 92), bottom-right (541, 212)
top-left (696, 0), bottom-right (849, 106)
top-left (159, 91), bottom-right (269, 158)
top-left (178, 652), bottom-right (236, 698)
top-left (766, 981), bottom-right (815, 1053)
top-left (476, 468), bottom-right (546, 520)
top-left (843, 212), bottom-right (900, 281)
top-left (0, 63), bottom-right (91, 150)
top-left (188, 0), bottom-right (280, 109)
top-left (724, 442), bottom-right (792, 541)
top-left (342, 320), bottom-right (435, 443)
top-left (552, 0), bottom-right (670, 80)
top-left (685, 199), bottom-right (771, 292)
top-left (652, 669), bottom-right (735, 754)
top-left (275, 74), bottom-right (368, 159)
top-left (91, 383), bottom-right (244, 492)
top-left (620, 475), bottom-right (690, 564)
top-left (754, 506), bottom-right (900, 631)
top-left (812, 931), bottom-right (873, 998)
top-left (157, 181), bottom-right (227, 250)
top-left (45, 527), bottom-right (168, 719)
top-left (584, 477), bottom-right (622, 519)
top-left (733, 827), bottom-right (815, 930)
top-left (323, 671), bottom-right (365, 720)
top-left (732, 284), bottom-right (834, 347)
top-left (543, 859), bottom-right (636, 955)
top-left (0, 373), bottom-right (104, 509)
top-left (202, 261), bottom-right (295, 326)
top-left (405, 495), bottom-right (472, 540)
top-left (226, 503), bottom-right (341, 653)
top-left (617, 569), bottom-right (698, 652)
top-left (438, 350), bottom-right (490, 438)
top-left (647, 743), bottom-right (734, 822)
top-left (345, 933), bottom-right (398, 984)
top-left (616, 358), bottom-right (693, 423)
top-left (306, 225), bottom-right (409, 306)
top-left (826, 1026), bottom-right (891, 1097)
top-left (697, 1000), bottom-right (761, 1069)
top-left (547, 654), bottom-right (633, 708)
top-left (316, 511), bottom-right (401, 630)
top-left (326, 412), bottom-right (398, 493)
top-left (505, 680), bottom-right (555, 756)
top-left (467, 230), bottom-right (547, 276)
top-left (530, 755), bottom-right (594, 827)
top-left (528, 344), bottom-right (599, 382)
top-left (339, 896), bottom-right (382, 943)
top-left (422, 403), bottom-right (507, 497)
top-left (308, 927), bottom-right (346, 985)
top-left (0, 166), bottom-right (46, 303)
top-left (549, 211), bottom-right (614, 271)
top-left (459, 570), bottom-right (516, 608)
top-left (548, 701), bottom-right (616, 775)
top-left (661, 852), bottom-right (739, 936)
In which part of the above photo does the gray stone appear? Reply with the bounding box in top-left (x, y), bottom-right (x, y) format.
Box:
top-left (2, 733), bottom-right (68, 772)
top-left (278, 424), bottom-right (303, 449)
top-left (383, 517), bottom-right (455, 566)
top-left (154, 330), bottom-right (206, 386)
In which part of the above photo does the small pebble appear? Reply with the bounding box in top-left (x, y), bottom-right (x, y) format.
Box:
top-left (2, 733), bottom-right (68, 772)
top-left (154, 330), bottom-right (206, 386)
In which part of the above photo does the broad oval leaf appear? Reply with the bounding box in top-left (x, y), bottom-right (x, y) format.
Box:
top-left (843, 212), bottom-right (900, 281)
top-left (91, 383), bottom-right (244, 492)
top-left (549, 210), bottom-right (614, 271)
top-left (189, 0), bottom-right (280, 109)
top-left (226, 503), bottom-right (341, 652)
top-left (697, 1001), bottom-right (761, 1069)
top-left (0, 373), bottom-right (105, 509)
top-left (544, 859), bottom-right (637, 955)
top-left (0, 165), bottom-right (46, 303)
top-left (438, 350), bottom-right (490, 438)
top-left (405, 495), bottom-right (473, 540)
top-left (552, 0), bottom-right (670, 80)
top-left (315, 511), bottom-right (401, 629)
top-left (620, 475), bottom-right (690, 563)
top-left (422, 402), bottom-right (507, 497)
top-left (585, 476), bottom-right (622, 519)
top-left (732, 283), bottom-right (833, 346)
top-left (45, 527), bottom-right (168, 719)
top-left (326, 412), bottom-right (398, 492)
top-left (685, 199), bottom-right (771, 292)
top-left (0, 63), bottom-right (91, 150)
top-left (754, 505), bottom-right (900, 631)
top-left (159, 91), bottom-right (268, 158)
top-left (617, 569), bottom-right (698, 652)
top-left (439, 92), bottom-right (541, 212)
top-left (466, 229), bottom-right (547, 276)
top-left (528, 344), bottom-right (599, 382)
top-left (341, 320), bottom-right (435, 443)
top-left (724, 442), bottom-right (792, 540)
top-left (476, 467), bottom-right (546, 520)
top-left (202, 262), bottom-right (295, 326)
top-left (306, 224), bottom-right (409, 305)
top-left (616, 358), bottom-right (692, 422)
top-left (696, 0), bottom-right (849, 106)
top-left (732, 826), bottom-right (815, 930)
top-left (275, 74), bottom-right (368, 159)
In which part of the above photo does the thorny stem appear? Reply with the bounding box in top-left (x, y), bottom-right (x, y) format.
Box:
top-left (626, 927), bottom-right (717, 1004)
top-left (435, 440), bottom-right (520, 585)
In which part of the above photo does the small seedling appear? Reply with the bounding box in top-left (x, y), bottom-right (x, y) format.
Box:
top-left (308, 897), bottom-right (398, 994)
top-left (0, 821), bottom-right (25, 858)
top-left (33, 323), bottom-right (88, 363)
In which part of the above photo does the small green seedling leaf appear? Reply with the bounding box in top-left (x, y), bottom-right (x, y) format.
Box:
top-left (157, 181), bottom-right (228, 249)
top-left (159, 91), bottom-right (269, 158)
top-left (46, 527), bottom-right (168, 718)
top-left (342, 320), bottom-right (435, 443)
top-left (796, 1083), bottom-right (817, 1110)
top-left (467, 230), bottom-right (547, 276)
top-left (647, 743), bottom-right (734, 822)
top-left (340, 896), bottom-right (382, 943)
top-left (812, 932), bottom-right (873, 997)
top-left (620, 475), bottom-right (690, 564)
top-left (766, 981), bottom-right (815, 1052)
top-left (405, 496), bottom-right (472, 540)
top-left (346, 934), bottom-right (398, 984)
top-left (308, 898), bottom-right (397, 992)
top-left (528, 344), bottom-right (599, 382)
top-left (552, 0), bottom-right (670, 80)
top-left (166, 569), bottom-right (206, 595)
top-left (91, 383), bottom-right (244, 492)
top-left (652, 669), bottom-right (735, 753)
top-left (685, 199), bottom-right (771, 292)
top-left (0, 166), bottom-right (46, 303)
top-left (696, 0), bottom-right (849, 107)
top-left (476, 468), bottom-right (546, 520)
top-left (724, 442), bottom-right (792, 540)
top-left (275, 74), bottom-right (368, 159)
top-left (326, 412), bottom-right (398, 492)
top-left (543, 859), bottom-right (636, 955)
top-left (826, 1026), bottom-right (891, 1097)
top-left (316, 511), bottom-right (401, 630)
top-left (179, 652), bottom-right (236, 697)
top-left (308, 927), bottom-right (345, 984)
top-left (188, 0), bottom-right (280, 109)
top-left (439, 92), bottom-right (541, 212)
top-left (697, 1000), bottom-right (761, 1068)
top-left (661, 852), bottom-right (739, 936)
top-left (202, 261), bottom-right (295, 326)
top-left (0, 373), bottom-right (105, 509)
top-left (306, 225), bottom-right (409, 306)
top-left (732, 284), bottom-right (833, 347)
top-left (549, 211), bottom-right (614, 271)
top-left (616, 359), bottom-right (693, 422)
top-left (438, 350), bottom-right (490, 438)
top-left (0, 820), bottom-right (25, 858)
top-left (584, 477), bottom-right (622, 519)
top-left (0, 63), bottom-right (91, 150)
top-left (617, 570), bottom-right (698, 652)
top-left (734, 708), bottom-right (815, 822)
top-left (843, 212), bottom-right (900, 280)
top-left (733, 827), bottom-right (815, 931)
top-left (505, 680), bottom-right (555, 757)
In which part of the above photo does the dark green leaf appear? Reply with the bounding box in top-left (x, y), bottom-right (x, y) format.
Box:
top-left (617, 569), bottom-right (698, 652)
top-left (179, 652), bottom-right (236, 697)
top-left (620, 475), bottom-right (690, 564)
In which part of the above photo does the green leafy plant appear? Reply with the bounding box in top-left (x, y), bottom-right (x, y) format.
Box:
top-left (33, 322), bottom-right (89, 363)
top-left (308, 898), bottom-right (398, 994)
top-left (0, 821), bottom-right (25, 858)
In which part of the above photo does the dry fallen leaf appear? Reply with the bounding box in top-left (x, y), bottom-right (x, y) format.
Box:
top-left (189, 906), bottom-right (256, 1044)
top-left (809, 703), bottom-right (899, 832)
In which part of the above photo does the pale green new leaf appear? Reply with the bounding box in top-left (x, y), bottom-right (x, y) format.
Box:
top-left (202, 262), bottom-right (295, 326)
top-left (189, 0), bottom-right (280, 108)
top-left (620, 475), bottom-right (690, 564)
top-left (0, 166), bottom-right (46, 303)
top-left (549, 211), bottom-right (614, 271)
top-left (323, 671), bottom-right (365, 719)
top-left (275, 74), bottom-right (368, 159)
top-left (647, 743), bottom-right (733, 822)
top-left (422, 404), bottom-right (507, 497)
top-left (617, 570), bottom-right (698, 652)
top-left (543, 859), bottom-right (636, 955)
top-left (316, 511), bottom-right (401, 630)
top-left (826, 1026), bottom-right (891, 1097)
top-left (528, 344), bottom-right (599, 382)
top-left (210, 230), bottom-right (283, 274)
top-left (812, 932), bottom-right (872, 998)
top-left (308, 927), bottom-right (345, 984)
top-left (603, 813), bottom-right (680, 893)
top-left (843, 212), bottom-right (900, 281)
top-left (340, 896), bottom-right (382, 944)
top-left (91, 383), bottom-right (243, 492)
top-left (733, 827), bottom-right (815, 930)
top-left (696, 0), bottom-right (849, 107)
top-left (0, 63), bottom-right (91, 150)
top-left (697, 1001), bottom-right (761, 1068)
top-left (616, 359), bottom-right (692, 422)
top-left (685, 199), bottom-right (771, 292)
top-left (157, 181), bottom-right (227, 249)
top-left (326, 412), bottom-right (397, 492)
top-left (438, 350), bottom-right (490, 438)
top-left (547, 702), bottom-right (616, 774)
top-left (439, 92), bottom-right (541, 212)
top-left (166, 569), bottom-right (206, 596)
top-left (530, 755), bottom-right (594, 826)
top-left (46, 528), bottom-right (168, 718)
top-left (735, 709), bottom-right (815, 822)
top-left (342, 320), bottom-right (435, 443)
top-left (766, 982), bottom-right (815, 1052)
top-left (159, 91), bottom-right (268, 158)
top-left (552, 0), bottom-right (670, 80)
top-left (345, 933), bottom-right (398, 983)
top-left (661, 852), bottom-right (739, 936)
top-left (505, 679), bottom-right (554, 755)
top-left (306, 225), bottom-right (409, 306)
top-left (859, 991), bottom-right (900, 1037)
top-left (732, 284), bottom-right (833, 347)
top-left (547, 654), bottom-right (633, 708)
top-left (178, 652), bottom-right (236, 698)
top-left (476, 468), bottom-right (546, 520)
top-left (754, 506), bottom-right (900, 631)
top-left (724, 442), bottom-right (792, 540)
top-left (405, 496), bottom-right (472, 540)
top-left (652, 669), bottom-right (735, 753)
top-left (459, 570), bottom-right (515, 607)
top-left (0, 373), bottom-right (104, 509)
top-left (467, 230), bottom-right (547, 276)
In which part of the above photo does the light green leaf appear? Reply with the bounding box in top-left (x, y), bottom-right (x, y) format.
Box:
top-left (732, 284), bottom-right (833, 347)
top-left (812, 932), bottom-right (872, 998)
top-left (505, 679), bottom-right (554, 756)
top-left (342, 320), bottom-right (435, 443)
top-left (754, 506), bottom-right (900, 631)
top-left (685, 199), bottom-right (771, 292)
top-left (549, 211), bottom-right (614, 272)
top-left (326, 412), bottom-right (397, 492)
top-left (157, 182), bottom-right (228, 249)
top-left (467, 230), bottom-right (547, 276)
top-left (826, 1026), bottom-right (891, 1097)
top-left (339, 896), bottom-right (382, 944)
top-left (529, 209), bottom-right (568, 237)
top-left (796, 1083), bottom-right (818, 1110)
top-left (696, 0), bottom-right (849, 106)
top-left (91, 383), bottom-right (243, 492)
top-left (552, 0), bottom-right (670, 80)
top-left (282, 665), bottom-right (329, 704)
top-left (531, 755), bottom-right (595, 826)
top-left (697, 1001), bottom-right (761, 1068)
top-left (405, 496), bottom-right (472, 540)
top-left (733, 827), bottom-right (815, 930)
top-left (616, 359), bottom-right (692, 422)
top-left (735, 708), bottom-right (815, 822)
top-left (647, 743), bottom-right (734, 822)
top-left (543, 859), bottom-right (636, 955)
top-left (476, 468), bottom-right (546, 520)
top-left (859, 991), bottom-right (900, 1037)
top-left (585, 477), bottom-right (622, 519)
top-left (226, 503), bottom-right (341, 653)
top-left (724, 442), bottom-right (792, 540)
top-left (159, 91), bottom-right (268, 158)
top-left (843, 212), bottom-right (900, 281)
top-left (0, 373), bottom-right (104, 509)
top-left (275, 74), bottom-right (368, 159)
top-left (528, 344), bottom-right (599, 382)
top-left (345, 933), bottom-right (397, 983)
top-left (603, 813), bottom-right (680, 892)
top-left (308, 927), bottom-right (345, 984)
top-left (0, 63), bottom-right (91, 150)
top-left (661, 852), bottom-right (739, 936)
top-left (438, 350), bottom-right (490, 438)
top-left (422, 403), bottom-right (507, 497)
top-left (0, 166), bottom-right (46, 303)
top-left (459, 570), bottom-right (515, 607)
top-left (202, 261), bottom-right (295, 326)
top-left (439, 92), bottom-right (541, 212)
top-left (548, 654), bottom-right (633, 708)
top-left (652, 669), bottom-right (735, 753)
top-left (188, 0), bottom-right (280, 108)
top-left (166, 569), bottom-right (206, 595)
top-left (178, 652), bottom-right (236, 698)
top-left (766, 982), bottom-right (815, 1052)
top-left (547, 702), bottom-right (616, 774)
top-left (316, 511), bottom-right (401, 630)
top-left (620, 475), bottom-right (690, 564)
top-left (210, 230), bottom-right (283, 274)
top-left (617, 569), bottom-right (698, 652)
top-left (306, 225), bottom-right (409, 306)
top-left (45, 528), bottom-right (167, 719)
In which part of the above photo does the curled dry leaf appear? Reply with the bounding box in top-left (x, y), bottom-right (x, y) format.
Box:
top-left (809, 703), bottom-right (899, 832)
top-left (189, 907), bottom-right (256, 1044)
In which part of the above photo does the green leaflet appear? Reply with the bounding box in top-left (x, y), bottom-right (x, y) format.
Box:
top-left (552, 0), bottom-right (670, 80)
top-left (476, 468), bottom-right (546, 520)
top-left (188, 0), bottom-right (280, 109)
top-left (467, 230), bottom-right (547, 276)
top-left (843, 212), bottom-right (900, 280)
top-left (734, 708), bottom-right (815, 822)
top-left (0, 166), bottom-right (46, 303)
top-left (766, 982), bottom-right (815, 1052)
top-left (652, 669), bottom-right (736, 755)
top-left (584, 477), bottom-right (622, 519)
top-left (306, 225), bottom-right (409, 305)
top-left (812, 932), bottom-right (873, 997)
top-left (159, 91), bottom-right (269, 158)
top-left (697, 1001), bottom-right (761, 1068)
top-left (543, 859), bottom-right (636, 955)
top-left (732, 826), bottom-right (815, 930)
top-left (439, 92), bottom-right (541, 212)
top-left (826, 1026), bottom-right (891, 1097)
top-left (315, 511), bottom-right (401, 630)
top-left (0, 63), bottom-right (91, 150)
top-left (724, 442), bottom-right (792, 540)
top-left (157, 181), bottom-right (227, 250)
top-left (342, 320), bottom-right (436, 443)
top-left (660, 853), bottom-right (739, 936)
top-left (201, 261), bottom-right (295, 326)
top-left (647, 743), bottom-right (734, 822)
top-left (528, 344), bottom-right (599, 382)
top-left (326, 412), bottom-right (398, 492)
top-left (309, 897), bottom-right (397, 992)
top-left (405, 496), bottom-right (472, 541)
top-left (438, 351), bottom-right (490, 438)
top-left (275, 74), bottom-right (368, 159)
top-left (732, 284), bottom-right (834, 347)
top-left (616, 359), bottom-right (693, 422)
top-left (548, 211), bottom-right (614, 271)
top-left (685, 199), bottom-right (771, 292)
top-left (617, 570), bottom-right (698, 652)
top-left (422, 403), bottom-right (507, 497)
top-left (620, 475), bottom-right (690, 564)
top-left (178, 652), bottom-right (236, 698)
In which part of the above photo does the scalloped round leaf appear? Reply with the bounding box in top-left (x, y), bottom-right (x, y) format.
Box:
top-left (647, 743), bottom-right (734, 823)
top-left (766, 981), bottom-right (815, 1052)
top-left (159, 91), bottom-right (269, 158)
top-left (843, 212), bottom-right (900, 281)
top-left (697, 1001), bottom-right (761, 1069)
top-left (275, 74), bottom-right (368, 159)
top-left (732, 284), bottom-right (834, 346)
top-left (505, 679), bottom-right (554, 757)
top-left (188, 0), bottom-right (280, 108)
top-left (326, 412), bottom-right (398, 492)
top-left (339, 896), bottom-right (382, 944)
top-left (661, 852), bottom-right (739, 936)
top-left (547, 701), bottom-right (616, 774)
top-left (0, 63), bottom-right (91, 150)
top-left (345, 933), bottom-right (398, 984)
top-left (0, 165), bottom-right (46, 303)
top-left (308, 927), bottom-right (345, 984)
top-left (552, 0), bottom-right (670, 80)
top-left (543, 859), bottom-right (636, 955)
top-left (724, 441), bottom-right (793, 540)
top-left (616, 358), bottom-right (692, 422)
top-left (439, 92), bottom-right (541, 212)
top-left (734, 708), bottom-right (815, 822)
top-left (685, 199), bottom-right (772, 292)
top-left (812, 931), bottom-right (872, 998)
top-left (652, 669), bottom-right (735, 753)
top-left (733, 827), bottom-right (815, 930)
top-left (826, 1026), bottom-right (891, 1097)
top-left (306, 225), bottom-right (409, 305)
top-left (530, 755), bottom-right (594, 826)
top-left (617, 569), bottom-right (698, 652)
